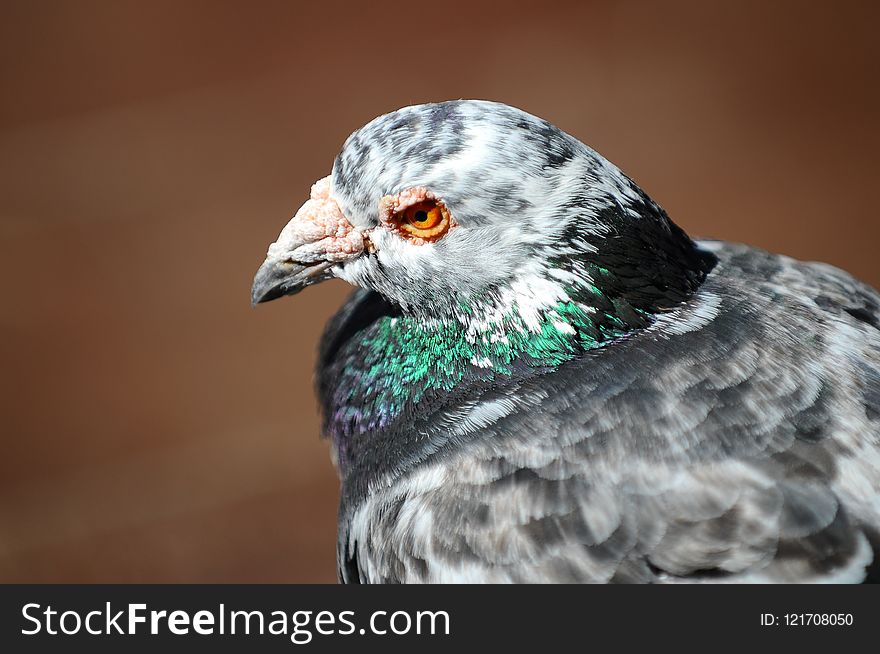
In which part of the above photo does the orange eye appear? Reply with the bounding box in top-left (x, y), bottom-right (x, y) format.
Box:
top-left (398, 201), bottom-right (450, 240)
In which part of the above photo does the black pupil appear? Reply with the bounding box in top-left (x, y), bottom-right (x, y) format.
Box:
top-left (413, 210), bottom-right (428, 224)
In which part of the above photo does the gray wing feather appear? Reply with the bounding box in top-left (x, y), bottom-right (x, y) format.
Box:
top-left (340, 242), bottom-right (880, 582)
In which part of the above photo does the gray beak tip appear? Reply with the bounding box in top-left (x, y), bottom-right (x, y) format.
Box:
top-left (250, 257), bottom-right (334, 307)
top-left (250, 258), bottom-right (288, 307)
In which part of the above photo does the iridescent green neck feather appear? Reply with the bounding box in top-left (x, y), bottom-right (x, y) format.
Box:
top-left (324, 274), bottom-right (650, 448)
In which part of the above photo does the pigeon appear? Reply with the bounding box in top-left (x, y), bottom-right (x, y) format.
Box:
top-left (251, 100), bottom-right (880, 583)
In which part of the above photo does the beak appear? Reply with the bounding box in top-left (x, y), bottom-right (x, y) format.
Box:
top-left (251, 176), bottom-right (364, 306)
top-left (251, 257), bottom-right (335, 305)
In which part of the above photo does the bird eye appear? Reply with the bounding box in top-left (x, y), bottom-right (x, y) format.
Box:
top-left (379, 188), bottom-right (456, 243)
top-left (398, 201), bottom-right (450, 240)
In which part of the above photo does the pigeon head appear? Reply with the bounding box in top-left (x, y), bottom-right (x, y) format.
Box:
top-left (252, 100), bottom-right (712, 334)
top-left (252, 100), bottom-right (716, 462)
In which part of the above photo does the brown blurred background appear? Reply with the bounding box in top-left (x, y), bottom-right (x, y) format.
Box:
top-left (0, 0), bottom-right (877, 583)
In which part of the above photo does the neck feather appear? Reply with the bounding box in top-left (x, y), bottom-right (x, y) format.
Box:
top-left (320, 200), bottom-right (716, 473)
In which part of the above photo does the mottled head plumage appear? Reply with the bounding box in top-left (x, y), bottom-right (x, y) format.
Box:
top-left (327, 99), bottom-right (664, 318)
top-left (255, 99), bottom-right (711, 324)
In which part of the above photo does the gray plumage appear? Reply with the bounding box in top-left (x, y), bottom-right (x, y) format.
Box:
top-left (252, 100), bottom-right (880, 583)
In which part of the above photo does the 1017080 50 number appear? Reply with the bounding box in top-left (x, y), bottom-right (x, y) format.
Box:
top-left (784, 614), bottom-right (853, 626)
